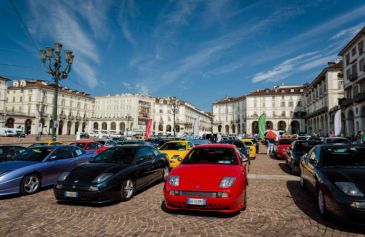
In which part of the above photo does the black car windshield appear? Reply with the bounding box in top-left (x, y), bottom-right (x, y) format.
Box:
top-left (12, 147), bottom-right (54, 161)
top-left (97, 141), bottom-right (106, 145)
top-left (279, 139), bottom-right (295, 145)
top-left (322, 147), bottom-right (365, 167)
top-left (159, 142), bottom-right (186, 150)
top-left (182, 148), bottom-right (238, 165)
top-left (90, 148), bottom-right (137, 165)
top-left (294, 141), bottom-right (320, 153)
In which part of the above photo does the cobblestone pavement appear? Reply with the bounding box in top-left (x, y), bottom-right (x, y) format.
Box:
top-left (0, 146), bottom-right (364, 237)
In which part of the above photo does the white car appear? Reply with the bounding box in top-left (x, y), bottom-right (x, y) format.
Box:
top-left (109, 131), bottom-right (122, 138)
top-left (87, 131), bottom-right (99, 137)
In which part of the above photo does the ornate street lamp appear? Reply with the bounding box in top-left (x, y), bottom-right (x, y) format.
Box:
top-left (39, 43), bottom-right (74, 141)
top-left (170, 97), bottom-right (180, 137)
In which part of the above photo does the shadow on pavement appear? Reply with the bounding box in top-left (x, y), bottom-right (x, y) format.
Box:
top-left (286, 180), bottom-right (365, 233)
top-left (160, 201), bottom-right (240, 219)
top-left (0, 185), bottom-right (53, 200)
top-left (278, 163), bottom-right (296, 176)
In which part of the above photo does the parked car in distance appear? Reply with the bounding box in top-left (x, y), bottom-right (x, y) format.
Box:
top-left (244, 138), bottom-right (260, 154)
top-left (240, 139), bottom-right (257, 159)
top-left (0, 128), bottom-right (17, 137)
top-left (54, 145), bottom-right (169, 203)
top-left (0, 145), bottom-right (94, 196)
top-left (285, 140), bottom-right (321, 174)
top-left (28, 141), bottom-right (63, 148)
top-left (300, 144), bottom-right (365, 223)
top-left (0, 146), bottom-right (27, 162)
top-left (69, 141), bottom-right (108, 154)
top-left (274, 138), bottom-right (296, 159)
top-left (96, 139), bottom-right (117, 147)
top-left (163, 144), bottom-right (248, 213)
top-left (191, 139), bottom-right (211, 146)
top-left (322, 137), bottom-right (351, 144)
top-left (158, 140), bottom-right (194, 169)
top-left (220, 139), bottom-right (249, 159)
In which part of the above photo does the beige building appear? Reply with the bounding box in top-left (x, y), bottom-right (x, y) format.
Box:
top-left (304, 62), bottom-right (344, 136)
top-left (153, 97), bottom-right (212, 136)
top-left (6, 80), bottom-right (94, 135)
top-left (0, 76), bottom-right (9, 127)
top-left (212, 85), bottom-right (306, 135)
top-left (92, 93), bottom-right (155, 135)
top-left (212, 96), bottom-right (247, 134)
top-left (338, 26), bottom-right (365, 137)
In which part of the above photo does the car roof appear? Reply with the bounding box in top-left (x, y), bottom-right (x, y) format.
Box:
top-left (29, 145), bottom-right (63, 149)
top-left (193, 144), bottom-right (236, 149)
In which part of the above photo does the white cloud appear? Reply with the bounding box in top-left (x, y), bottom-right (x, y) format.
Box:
top-left (331, 22), bottom-right (364, 40)
top-left (122, 82), bottom-right (132, 90)
top-left (26, 0), bottom-right (110, 89)
top-left (121, 22), bottom-right (136, 45)
top-left (135, 83), bottom-right (150, 94)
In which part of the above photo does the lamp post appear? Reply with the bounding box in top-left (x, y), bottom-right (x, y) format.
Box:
top-left (39, 43), bottom-right (74, 141)
top-left (170, 97), bottom-right (180, 137)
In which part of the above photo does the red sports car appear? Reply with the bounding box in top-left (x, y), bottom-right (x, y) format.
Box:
top-left (274, 138), bottom-right (296, 159)
top-left (70, 141), bottom-right (108, 154)
top-left (163, 144), bottom-right (248, 213)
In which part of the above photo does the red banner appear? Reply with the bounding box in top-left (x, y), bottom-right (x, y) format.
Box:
top-left (145, 119), bottom-right (152, 140)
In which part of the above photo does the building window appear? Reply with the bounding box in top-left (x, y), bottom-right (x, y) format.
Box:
top-left (29, 96), bottom-right (31, 102)
top-left (281, 101), bottom-right (285, 107)
top-left (297, 101), bottom-right (302, 107)
top-left (359, 40), bottom-right (364, 54)
top-left (346, 68), bottom-right (351, 80)
top-left (12, 97), bottom-right (15, 103)
top-left (352, 47), bottom-right (357, 57)
top-left (289, 101), bottom-right (293, 106)
top-left (281, 111), bottom-right (286, 116)
top-left (359, 58), bottom-right (365, 73)
top-left (345, 54), bottom-right (350, 65)
top-left (20, 97), bottom-right (22, 102)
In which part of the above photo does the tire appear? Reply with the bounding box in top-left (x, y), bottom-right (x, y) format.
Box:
top-left (161, 166), bottom-right (169, 182)
top-left (20, 174), bottom-right (41, 195)
top-left (120, 179), bottom-right (134, 201)
top-left (317, 189), bottom-right (327, 217)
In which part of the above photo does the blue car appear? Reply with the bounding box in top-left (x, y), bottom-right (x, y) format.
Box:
top-left (0, 145), bottom-right (95, 196)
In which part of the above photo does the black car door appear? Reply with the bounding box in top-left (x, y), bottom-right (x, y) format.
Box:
top-left (303, 148), bottom-right (319, 194)
top-left (134, 147), bottom-right (154, 189)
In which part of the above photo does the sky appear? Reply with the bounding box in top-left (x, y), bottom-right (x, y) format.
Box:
top-left (0, 0), bottom-right (365, 112)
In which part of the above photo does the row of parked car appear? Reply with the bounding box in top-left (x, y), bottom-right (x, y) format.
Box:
top-left (270, 136), bottom-right (365, 224)
top-left (0, 138), bottom-right (250, 214)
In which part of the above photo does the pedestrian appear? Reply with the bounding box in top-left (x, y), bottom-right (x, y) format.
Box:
top-left (265, 129), bottom-right (277, 156)
top-left (216, 133), bottom-right (222, 143)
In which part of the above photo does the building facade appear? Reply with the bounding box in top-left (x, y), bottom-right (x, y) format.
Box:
top-left (212, 96), bottom-right (246, 134)
top-left (6, 80), bottom-right (94, 135)
top-left (0, 76), bottom-right (9, 127)
top-left (338, 26), bottom-right (365, 137)
top-left (92, 94), bottom-right (155, 135)
top-left (212, 85), bottom-right (306, 135)
top-left (153, 97), bottom-right (212, 136)
top-left (304, 62), bottom-right (344, 136)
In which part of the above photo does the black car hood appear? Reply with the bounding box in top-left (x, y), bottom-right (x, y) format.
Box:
top-left (64, 162), bottom-right (131, 185)
top-left (322, 168), bottom-right (365, 193)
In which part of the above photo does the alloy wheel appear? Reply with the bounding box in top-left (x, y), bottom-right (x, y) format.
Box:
top-left (318, 190), bottom-right (326, 216)
top-left (123, 180), bottom-right (134, 199)
top-left (162, 167), bottom-right (169, 180)
top-left (22, 175), bottom-right (40, 194)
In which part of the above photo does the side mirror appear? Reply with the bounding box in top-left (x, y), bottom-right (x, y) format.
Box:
top-left (309, 158), bottom-right (318, 166)
top-left (241, 156), bottom-right (249, 163)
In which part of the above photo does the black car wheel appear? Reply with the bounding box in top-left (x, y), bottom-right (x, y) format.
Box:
top-left (121, 179), bottom-right (134, 201)
top-left (317, 190), bottom-right (327, 217)
top-left (21, 174), bottom-right (41, 195)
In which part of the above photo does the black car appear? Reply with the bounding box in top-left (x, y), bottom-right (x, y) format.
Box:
top-left (300, 144), bottom-right (365, 223)
top-left (322, 137), bottom-right (351, 144)
top-left (54, 145), bottom-right (169, 204)
top-left (285, 140), bottom-right (321, 174)
top-left (219, 139), bottom-right (250, 159)
top-left (0, 146), bottom-right (27, 162)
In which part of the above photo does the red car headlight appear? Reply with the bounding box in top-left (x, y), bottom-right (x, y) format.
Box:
top-left (219, 177), bottom-right (236, 188)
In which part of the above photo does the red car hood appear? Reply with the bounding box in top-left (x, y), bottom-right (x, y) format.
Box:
top-left (277, 144), bottom-right (290, 149)
top-left (171, 164), bottom-right (244, 190)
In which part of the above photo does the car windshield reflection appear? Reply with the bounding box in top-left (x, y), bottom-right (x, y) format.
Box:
top-left (323, 147), bottom-right (365, 167)
top-left (12, 147), bottom-right (54, 162)
top-left (182, 148), bottom-right (238, 165)
top-left (90, 148), bottom-right (137, 165)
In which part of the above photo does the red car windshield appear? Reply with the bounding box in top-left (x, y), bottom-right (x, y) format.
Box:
top-left (182, 148), bottom-right (238, 165)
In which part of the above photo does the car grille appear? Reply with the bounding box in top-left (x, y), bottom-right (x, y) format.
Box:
top-left (179, 191), bottom-right (217, 198)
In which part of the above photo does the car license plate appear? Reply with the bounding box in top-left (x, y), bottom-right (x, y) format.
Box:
top-left (187, 198), bottom-right (206, 206)
top-left (64, 191), bottom-right (78, 198)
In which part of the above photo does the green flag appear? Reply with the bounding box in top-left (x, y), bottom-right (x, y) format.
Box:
top-left (258, 114), bottom-right (266, 139)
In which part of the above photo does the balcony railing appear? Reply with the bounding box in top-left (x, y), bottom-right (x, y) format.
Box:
top-left (339, 98), bottom-right (353, 108)
top-left (354, 92), bottom-right (365, 103)
top-left (349, 73), bottom-right (358, 82)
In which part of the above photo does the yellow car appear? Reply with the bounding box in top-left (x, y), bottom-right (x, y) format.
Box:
top-left (158, 140), bottom-right (194, 168)
top-left (241, 139), bottom-right (257, 159)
